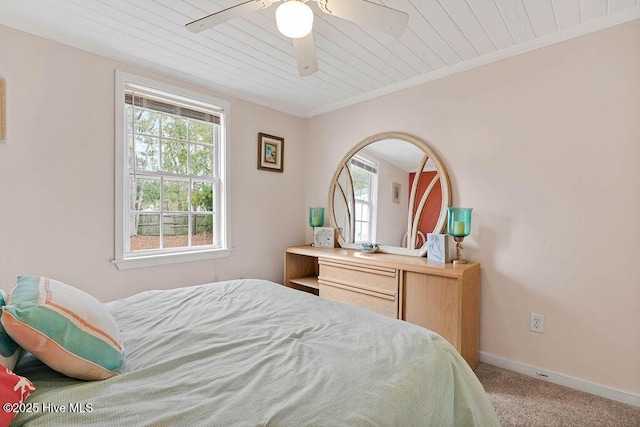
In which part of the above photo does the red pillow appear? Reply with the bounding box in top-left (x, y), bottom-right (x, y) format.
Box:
top-left (0, 367), bottom-right (35, 427)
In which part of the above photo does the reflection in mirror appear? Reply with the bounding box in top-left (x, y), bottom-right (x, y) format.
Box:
top-left (329, 133), bottom-right (451, 257)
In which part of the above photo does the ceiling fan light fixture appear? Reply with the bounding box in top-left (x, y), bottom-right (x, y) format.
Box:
top-left (275, 1), bottom-right (314, 39)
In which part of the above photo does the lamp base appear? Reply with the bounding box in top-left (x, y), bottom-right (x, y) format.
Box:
top-left (452, 236), bottom-right (468, 266)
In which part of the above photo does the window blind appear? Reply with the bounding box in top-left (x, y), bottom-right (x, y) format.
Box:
top-left (350, 156), bottom-right (378, 174)
top-left (124, 85), bottom-right (221, 125)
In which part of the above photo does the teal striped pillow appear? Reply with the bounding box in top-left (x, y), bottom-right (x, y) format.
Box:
top-left (0, 290), bottom-right (22, 370)
top-left (1, 276), bottom-right (124, 380)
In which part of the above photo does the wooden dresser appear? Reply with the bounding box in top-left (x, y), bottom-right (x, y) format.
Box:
top-left (284, 245), bottom-right (480, 369)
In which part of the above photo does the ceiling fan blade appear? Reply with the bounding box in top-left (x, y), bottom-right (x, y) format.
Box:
top-left (293, 33), bottom-right (319, 76)
top-left (318, 0), bottom-right (408, 37)
top-left (185, 0), bottom-right (277, 33)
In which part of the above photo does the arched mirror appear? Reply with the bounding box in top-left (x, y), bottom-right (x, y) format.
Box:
top-left (328, 132), bottom-right (451, 256)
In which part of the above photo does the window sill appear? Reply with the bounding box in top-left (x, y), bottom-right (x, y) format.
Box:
top-left (112, 248), bottom-right (232, 270)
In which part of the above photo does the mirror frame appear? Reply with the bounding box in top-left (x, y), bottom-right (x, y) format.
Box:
top-left (328, 132), bottom-right (451, 257)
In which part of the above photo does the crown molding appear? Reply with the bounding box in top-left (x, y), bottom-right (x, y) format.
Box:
top-left (305, 10), bottom-right (640, 118)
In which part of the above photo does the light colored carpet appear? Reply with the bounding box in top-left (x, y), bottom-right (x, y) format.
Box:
top-left (475, 363), bottom-right (640, 427)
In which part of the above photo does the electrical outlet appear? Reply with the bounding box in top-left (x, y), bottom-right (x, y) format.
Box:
top-left (530, 313), bottom-right (544, 333)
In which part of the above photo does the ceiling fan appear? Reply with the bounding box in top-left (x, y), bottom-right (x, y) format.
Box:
top-left (185, 0), bottom-right (409, 77)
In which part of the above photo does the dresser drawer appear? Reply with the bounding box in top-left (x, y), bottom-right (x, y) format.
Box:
top-left (318, 259), bottom-right (398, 296)
top-left (319, 281), bottom-right (397, 318)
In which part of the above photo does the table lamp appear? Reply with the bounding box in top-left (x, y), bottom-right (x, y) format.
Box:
top-left (447, 207), bottom-right (472, 266)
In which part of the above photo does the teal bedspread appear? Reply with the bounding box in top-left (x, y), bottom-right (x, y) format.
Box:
top-left (13, 279), bottom-right (499, 426)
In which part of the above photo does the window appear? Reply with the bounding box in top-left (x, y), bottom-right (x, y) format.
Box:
top-left (113, 72), bottom-right (231, 269)
top-left (350, 155), bottom-right (378, 242)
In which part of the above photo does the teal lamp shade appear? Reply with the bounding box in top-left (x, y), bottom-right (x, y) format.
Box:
top-left (448, 207), bottom-right (472, 237)
top-left (309, 207), bottom-right (325, 228)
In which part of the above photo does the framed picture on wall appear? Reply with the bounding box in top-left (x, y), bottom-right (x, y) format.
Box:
top-left (0, 78), bottom-right (5, 142)
top-left (392, 182), bottom-right (401, 204)
top-left (257, 133), bottom-right (284, 173)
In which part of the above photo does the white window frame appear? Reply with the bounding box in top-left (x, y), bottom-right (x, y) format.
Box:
top-left (113, 71), bottom-right (232, 270)
top-left (350, 155), bottom-right (378, 243)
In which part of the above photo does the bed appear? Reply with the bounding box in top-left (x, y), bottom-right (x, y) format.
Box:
top-left (12, 279), bottom-right (499, 426)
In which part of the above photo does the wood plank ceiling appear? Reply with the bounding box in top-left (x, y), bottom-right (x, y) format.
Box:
top-left (1, 1), bottom-right (638, 117)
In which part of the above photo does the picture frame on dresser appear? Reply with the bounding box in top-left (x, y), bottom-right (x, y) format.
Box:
top-left (426, 233), bottom-right (449, 263)
top-left (313, 227), bottom-right (335, 248)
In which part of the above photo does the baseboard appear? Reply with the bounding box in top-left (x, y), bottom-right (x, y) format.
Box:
top-left (479, 352), bottom-right (640, 407)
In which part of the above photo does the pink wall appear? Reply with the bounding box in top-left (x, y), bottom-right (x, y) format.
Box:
top-left (0, 25), bottom-right (307, 301)
top-left (306, 21), bottom-right (640, 395)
